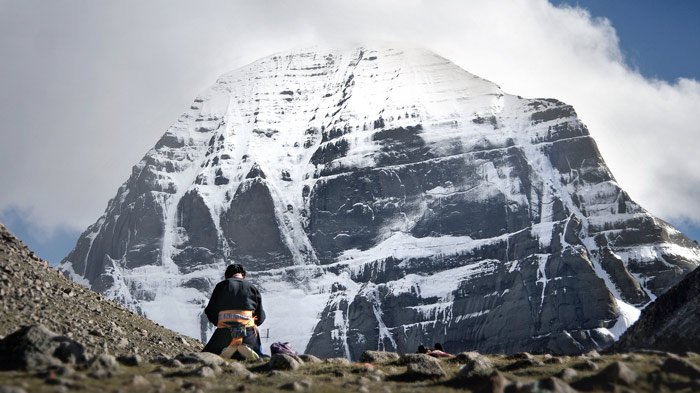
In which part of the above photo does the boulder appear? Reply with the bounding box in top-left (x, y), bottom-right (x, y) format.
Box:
top-left (223, 362), bottom-right (253, 378)
top-left (535, 377), bottom-right (578, 393)
top-left (572, 361), bottom-right (637, 391)
top-left (298, 354), bottom-right (322, 364)
top-left (324, 357), bottom-right (351, 366)
top-left (454, 356), bottom-right (494, 380)
top-left (359, 350), bottom-right (400, 363)
top-left (268, 354), bottom-right (302, 371)
top-left (116, 354), bottom-right (143, 366)
top-left (555, 368), bottom-right (578, 382)
top-left (661, 357), bottom-right (700, 379)
top-left (401, 355), bottom-right (445, 381)
top-left (452, 370), bottom-right (510, 393)
top-left (175, 352), bottom-right (225, 367)
top-left (0, 325), bottom-right (86, 371)
top-left (502, 358), bottom-right (544, 371)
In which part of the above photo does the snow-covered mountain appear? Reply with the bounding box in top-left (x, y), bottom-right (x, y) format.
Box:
top-left (60, 45), bottom-right (700, 358)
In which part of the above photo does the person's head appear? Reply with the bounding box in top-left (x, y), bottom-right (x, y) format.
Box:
top-left (225, 264), bottom-right (247, 279)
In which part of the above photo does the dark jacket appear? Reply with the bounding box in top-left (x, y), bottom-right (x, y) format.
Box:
top-left (204, 278), bottom-right (266, 326)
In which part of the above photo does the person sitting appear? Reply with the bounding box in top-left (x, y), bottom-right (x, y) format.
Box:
top-left (202, 263), bottom-right (266, 360)
top-left (417, 342), bottom-right (455, 358)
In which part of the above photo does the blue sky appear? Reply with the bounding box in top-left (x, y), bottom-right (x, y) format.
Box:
top-left (552, 0), bottom-right (700, 81)
top-left (1, 0), bottom-right (699, 265)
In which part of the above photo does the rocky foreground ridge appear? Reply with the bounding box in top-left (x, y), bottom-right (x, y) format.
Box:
top-left (2, 224), bottom-right (700, 392)
top-left (0, 224), bottom-right (201, 358)
top-left (615, 264), bottom-right (700, 354)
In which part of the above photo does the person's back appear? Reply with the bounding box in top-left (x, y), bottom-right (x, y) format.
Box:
top-left (202, 264), bottom-right (265, 359)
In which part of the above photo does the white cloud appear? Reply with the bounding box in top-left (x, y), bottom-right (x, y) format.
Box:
top-left (0, 0), bottom-right (698, 237)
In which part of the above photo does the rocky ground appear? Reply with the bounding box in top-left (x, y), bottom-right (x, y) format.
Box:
top-left (0, 224), bottom-right (201, 357)
top-left (2, 223), bottom-right (700, 392)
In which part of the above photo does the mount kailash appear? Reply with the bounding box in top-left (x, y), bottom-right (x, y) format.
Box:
top-left (60, 45), bottom-right (700, 359)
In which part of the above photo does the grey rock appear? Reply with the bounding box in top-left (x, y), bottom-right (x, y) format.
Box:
top-left (534, 377), bottom-right (578, 393)
top-left (572, 359), bottom-right (598, 371)
top-left (456, 352), bottom-right (492, 366)
top-left (572, 361), bottom-right (637, 391)
top-left (268, 354), bottom-right (302, 371)
top-left (402, 355), bottom-right (445, 380)
top-left (507, 352), bottom-right (534, 360)
top-left (279, 380), bottom-right (312, 391)
top-left (324, 357), bottom-right (351, 366)
top-left (502, 358), bottom-right (544, 371)
top-left (89, 354), bottom-right (120, 372)
top-left (598, 361), bottom-right (637, 385)
top-left (298, 354), bottom-right (322, 364)
top-left (359, 350), bottom-right (400, 363)
top-left (454, 355), bottom-right (494, 380)
top-left (0, 325), bottom-right (86, 371)
top-left (452, 370), bottom-right (510, 393)
top-left (616, 264), bottom-right (700, 354)
top-left (164, 358), bottom-right (184, 368)
top-left (555, 368), bottom-right (578, 382)
top-left (175, 352), bottom-right (225, 367)
top-left (223, 362), bottom-right (252, 378)
top-left (128, 375), bottom-right (151, 387)
top-left (660, 356), bottom-right (700, 379)
top-left (116, 354), bottom-right (143, 366)
top-left (195, 366), bottom-right (216, 378)
top-left (398, 353), bottom-right (432, 365)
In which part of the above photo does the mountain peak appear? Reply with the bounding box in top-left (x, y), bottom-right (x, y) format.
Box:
top-left (60, 46), bottom-right (700, 358)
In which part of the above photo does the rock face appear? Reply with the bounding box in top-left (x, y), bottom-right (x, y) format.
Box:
top-left (59, 45), bottom-right (700, 358)
top-left (615, 265), bottom-right (700, 353)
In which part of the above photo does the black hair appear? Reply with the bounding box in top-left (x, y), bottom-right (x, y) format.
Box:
top-left (225, 264), bottom-right (246, 278)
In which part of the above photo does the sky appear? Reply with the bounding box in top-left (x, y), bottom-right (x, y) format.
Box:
top-left (0, 0), bottom-right (699, 264)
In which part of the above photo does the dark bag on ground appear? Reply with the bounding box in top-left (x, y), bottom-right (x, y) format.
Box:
top-left (270, 342), bottom-right (297, 356)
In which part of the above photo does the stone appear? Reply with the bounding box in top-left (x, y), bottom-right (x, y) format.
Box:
top-left (555, 368), bottom-right (578, 382)
top-left (0, 325), bottom-right (86, 371)
top-left (401, 355), bottom-right (445, 380)
top-left (175, 352), bottom-right (225, 367)
top-left (454, 356), bottom-right (494, 380)
top-left (598, 361), bottom-right (637, 385)
top-left (195, 366), bottom-right (216, 378)
top-left (661, 356), bottom-right (700, 379)
top-left (268, 354), bottom-right (302, 371)
top-left (398, 353), bottom-right (431, 365)
top-left (452, 370), bottom-right (510, 393)
top-left (507, 352), bottom-right (534, 360)
top-left (324, 357), bottom-right (351, 366)
top-left (532, 377), bottom-right (577, 393)
top-left (501, 358), bottom-right (545, 371)
top-left (359, 350), bottom-right (400, 363)
top-left (164, 359), bottom-right (184, 368)
top-left (128, 375), bottom-right (151, 387)
top-left (117, 354), bottom-right (143, 366)
top-left (456, 352), bottom-right (493, 367)
top-left (89, 354), bottom-right (120, 372)
top-left (572, 361), bottom-right (638, 391)
top-left (224, 362), bottom-right (253, 378)
top-left (298, 354), bottom-right (322, 364)
top-left (572, 360), bottom-right (598, 371)
top-left (279, 379), bottom-right (312, 391)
